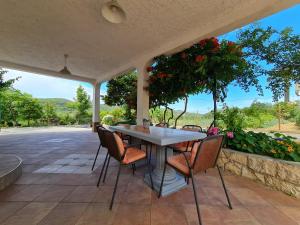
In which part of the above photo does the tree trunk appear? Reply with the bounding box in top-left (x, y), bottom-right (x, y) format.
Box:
top-left (163, 106), bottom-right (168, 123)
top-left (284, 83), bottom-right (290, 103)
top-left (167, 107), bottom-right (174, 125)
top-left (277, 104), bottom-right (281, 130)
top-left (174, 96), bottom-right (188, 128)
top-left (212, 75), bottom-right (217, 127)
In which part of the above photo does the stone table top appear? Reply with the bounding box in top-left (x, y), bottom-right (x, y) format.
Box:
top-left (109, 125), bottom-right (206, 146)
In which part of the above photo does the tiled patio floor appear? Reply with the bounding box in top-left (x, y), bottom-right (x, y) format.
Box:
top-left (0, 128), bottom-right (299, 225)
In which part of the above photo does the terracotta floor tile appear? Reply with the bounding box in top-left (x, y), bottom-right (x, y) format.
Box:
top-left (151, 204), bottom-right (188, 225)
top-left (63, 186), bottom-right (98, 203)
top-left (247, 206), bottom-right (298, 225)
top-left (1, 129), bottom-right (300, 225)
top-left (250, 186), bottom-right (300, 207)
top-left (75, 203), bottom-right (114, 225)
top-left (0, 185), bottom-right (25, 202)
top-left (275, 206), bottom-right (300, 223)
top-left (111, 204), bottom-right (150, 225)
top-left (121, 179), bottom-right (152, 205)
top-left (14, 173), bottom-right (46, 185)
top-left (37, 202), bottom-right (88, 225)
top-left (151, 185), bottom-right (211, 207)
top-left (92, 186), bottom-right (125, 204)
top-left (0, 202), bottom-right (27, 223)
top-left (0, 185), bottom-right (50, 202)
top-left (34, 185), bottom-right (76, 202)
top-left (230, 188), bottom-right (271, 207)
top-left (1, 202), bottom-right (57, 225)
top-left (202, 186), bottom-right (242, 207)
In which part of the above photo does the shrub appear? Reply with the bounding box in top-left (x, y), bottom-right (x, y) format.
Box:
top-left (217, 107), bottom-right (245, 132)
top-left (110, 108), bottom-right (125, 120)
top-left (101, 115), bottom-right (114, 125)
top-left (58, 114), bottom-right (76, 125)
top-left (296, 113), bottom-right (300, 127)
top-left (225, 130), bottom-right (300, 162)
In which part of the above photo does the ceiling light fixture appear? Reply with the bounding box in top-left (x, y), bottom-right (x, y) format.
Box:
top-left (101, 0), bottom-right (126, 24)
top-left (59, 54), bottom-right (71, 75)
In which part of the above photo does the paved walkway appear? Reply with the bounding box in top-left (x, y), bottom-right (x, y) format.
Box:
top-left (0, 127), bottom-right (299, 225)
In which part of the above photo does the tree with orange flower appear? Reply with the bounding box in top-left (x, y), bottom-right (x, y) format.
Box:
top-left (148, 37), bottom-right (261, 127)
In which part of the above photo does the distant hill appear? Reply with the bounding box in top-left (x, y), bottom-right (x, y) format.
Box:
top-left (38, 98), bottom-right (73, 113)
top-left (38, 98), bottom-right (116, 113)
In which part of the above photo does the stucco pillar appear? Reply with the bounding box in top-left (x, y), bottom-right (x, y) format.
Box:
top-left (136, 64), bottom-right (149, 125)
top-left (92, 82), bottom-right (101, 132)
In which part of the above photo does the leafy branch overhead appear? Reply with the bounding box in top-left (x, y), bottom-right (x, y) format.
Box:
top-left (104, 71), bottom-right (137, 120)
top-left (238, 25), bottom-right (300, 101)
top-left (148, 37), bottom-right (261, 125)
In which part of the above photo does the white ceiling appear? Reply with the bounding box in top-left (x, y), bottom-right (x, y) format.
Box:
top-left (0, 0), bottom-right (299, 84)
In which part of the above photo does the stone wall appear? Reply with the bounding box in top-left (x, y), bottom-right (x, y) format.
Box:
top-left (218, 148), bottom-right (300, 198)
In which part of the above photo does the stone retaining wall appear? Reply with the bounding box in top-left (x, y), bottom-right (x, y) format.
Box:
top-left (218, 148), bottom-right (300, 198)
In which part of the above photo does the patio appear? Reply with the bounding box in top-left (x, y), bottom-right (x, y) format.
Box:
top-left (0, 127), bottom-right (299, 225)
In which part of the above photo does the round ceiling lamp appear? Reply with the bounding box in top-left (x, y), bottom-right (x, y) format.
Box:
top-left (101, 0), bottom-right (126, 24)
top-left (59, 54), bottom-right (71, 75)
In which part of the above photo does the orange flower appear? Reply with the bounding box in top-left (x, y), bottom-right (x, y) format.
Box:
top-left (157, 72), bottom-right (168, 79)
top-left (146, 66), bottom-right (153, 72)
top-left (199, 39), bottom-right (206, 47)
top-left (181, 52), bottom-right (187, 59)
top-left (211, 37), bottom-right (220, 47)
top-left (228, 41), bottom-right (235, 47)
top-left (195, 55), bottom-right (205, 62)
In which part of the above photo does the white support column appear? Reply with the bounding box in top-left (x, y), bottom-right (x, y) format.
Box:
top-left (136, 64), bottom-right (150, 125)
top-left (92, 82), bottom-right (101, 132)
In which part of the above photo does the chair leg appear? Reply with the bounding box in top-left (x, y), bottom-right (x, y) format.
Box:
top-left (158, 162), bottom-right (167, 198)
top-left (110, 163), bottom-right (122, 210)
top-left (190, 170), bottom-right (203, 225)
top-left (102, 155), bottom-right (111, 183)
top-left (149, 145), bottom-right (152, 164)
top-left (131, 164), bottom-right (136, 175)
top-left (91, 145), bottom-right (101, 171)
top-left (217, 166), bottom-right (232, 209)
top-left (146, 151), bottom-right (153, 189)
top-left (97, 152), bottom-right (108, 187)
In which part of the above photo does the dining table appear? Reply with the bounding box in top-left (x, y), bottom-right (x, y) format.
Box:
top-left (109, 124), bottom-right (206, 196)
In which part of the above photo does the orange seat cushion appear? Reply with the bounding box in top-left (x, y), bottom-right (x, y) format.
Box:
top-left (170, 141), bottom-right (196, 152)
top-left (167, 153), bottom-right (192, 176)
top-left (122, 147), bottom-right (146, 164)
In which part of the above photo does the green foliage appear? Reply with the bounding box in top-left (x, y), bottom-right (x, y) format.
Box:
top-left (38, 98), bottom-right (73, 114)
top-left (0, 89), bottom-right (44, 127)
top-left (241, 101), bottom-right (276, 128)
top-left (226, 130), bottom-right (300, 162)
top-left (295, 113), bottom-right (300, 127)
top-left (149, 108), bottom-right (165, 124)
top-left (42, 103), bottom-right (58, 125)
top-left (0, 69), bottom-right (17, 91)
top-left (104, 71), bottom-right (137, 120)
top-left (148, 37), bottom-right (261, 126)
top-left (18, 93), bottom-right (43, 126)
top-left (274, 102), bottom-right (297, 120)
top-left (101, 115), bottom-right (114, 125)
top-left (58, 114), bottom-right (76, 125)
top-left (238, 25), bottom-right (300, 101)
top-left (217, 107), bottom-right (245, 131)
top-left (0, 89), bottom-right (23, 126)
top-left (70, 85), bottom-right (91, 124)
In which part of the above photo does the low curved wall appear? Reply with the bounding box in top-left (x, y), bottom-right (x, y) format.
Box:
top-left (218, 148), bottom-right (300, 198)
top-left (0, 155), bottom-right (22, 191)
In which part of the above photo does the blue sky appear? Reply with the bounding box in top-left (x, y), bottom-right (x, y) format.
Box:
top-left (4, 4), bottom-right (300, 113)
